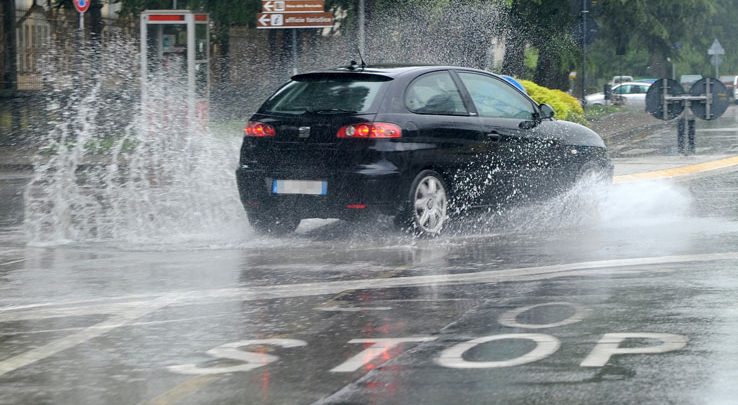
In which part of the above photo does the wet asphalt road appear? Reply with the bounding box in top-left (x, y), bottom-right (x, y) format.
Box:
top-left (3, 110), bottom-right (738, 404)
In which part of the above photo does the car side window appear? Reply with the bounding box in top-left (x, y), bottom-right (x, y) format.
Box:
top-left (616, 85), bottom-right (630, 94)
top-left (457, 72), bottom-right (535, 120)
top-left (405, 72), bottom-right (468, 115)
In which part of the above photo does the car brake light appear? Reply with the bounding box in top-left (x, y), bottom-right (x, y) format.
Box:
top-left (244, 121), bottom-right (276, 137)
top-left (337, 122), bottom-right (402, 139)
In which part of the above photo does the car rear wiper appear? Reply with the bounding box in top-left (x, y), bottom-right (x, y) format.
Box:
top-left (304, 108), bottom-right (358, 115)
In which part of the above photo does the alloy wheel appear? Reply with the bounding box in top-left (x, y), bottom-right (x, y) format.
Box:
top-left (412, 175), bottom-right (448, 234)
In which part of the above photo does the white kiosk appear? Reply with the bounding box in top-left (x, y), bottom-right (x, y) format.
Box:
top-left (140, 10), bottom-right (210, 131)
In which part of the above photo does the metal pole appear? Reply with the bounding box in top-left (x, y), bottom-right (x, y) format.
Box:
top-left (292, 29), bottom-right (298, 76)
top-left (580, 0), bottom-right (588, 106)
top-left (79, 12), bottom-right (84, 31)
top-left (358, 0), bottom-right (365, 57)
top-left (290, 28), bottom-right (297, 75)
top-left (140, 14), bottom-right (147, 116)
top-left (706, 78), bottom-right (712, 120)
top-left (672, 62), bottom-right (676, 80)
top-left (677, 112), bottom-right (686, 155)
top-left (662, 78), bottom-right (668, 121)
top-left (187, 13), bottom-right (196, 130)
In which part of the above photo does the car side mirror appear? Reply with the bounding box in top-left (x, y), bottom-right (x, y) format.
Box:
top-left (539, 104), bottom-right (555, 119)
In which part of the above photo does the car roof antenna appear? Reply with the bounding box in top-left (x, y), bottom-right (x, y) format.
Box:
top-left (348, 48), bottom-right (367, 71)
top-left (356, 47), bottom-right (367, 70)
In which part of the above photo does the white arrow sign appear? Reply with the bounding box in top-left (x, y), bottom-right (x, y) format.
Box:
top-left (708, 38), bottom-right (725, 56)
top-left (258, 13), bottom-right (271, 25)
top-left (263, 1), bottom-right (274, 12)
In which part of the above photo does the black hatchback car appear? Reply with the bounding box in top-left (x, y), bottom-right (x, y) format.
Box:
top-left (236, 65), bottom-right (611, 236)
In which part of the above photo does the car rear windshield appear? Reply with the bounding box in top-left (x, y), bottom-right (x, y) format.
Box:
top-left (260, 74), bottom-right (391, 115)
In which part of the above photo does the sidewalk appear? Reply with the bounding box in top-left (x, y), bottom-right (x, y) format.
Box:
top-left (0, 146), bottom-right (35, 172)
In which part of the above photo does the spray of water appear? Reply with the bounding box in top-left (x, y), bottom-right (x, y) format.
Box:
top-left (23, 37), bottom-right (247, 246)
top-left (18, 7), bottom-right (708, 249)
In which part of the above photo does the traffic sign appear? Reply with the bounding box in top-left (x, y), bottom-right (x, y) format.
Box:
top-left (645, 79), bottom-right (685, 121)
top-left (262, 0), bottom-right (325, 13)
top-left (708, 39), bottom-right (725, 56)
top-left (73, 0), bottom-right (90, 13)
top-left (256, 12), bottom-right (333, 29)
top-left (689, 78), bottom-right (730, 120)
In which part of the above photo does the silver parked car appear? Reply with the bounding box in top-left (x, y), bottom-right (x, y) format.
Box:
top-left (585, 82), bottom-right (651, 109)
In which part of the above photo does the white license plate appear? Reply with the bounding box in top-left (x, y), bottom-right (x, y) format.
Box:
top-left (272, 180), bottom-right (327, 195)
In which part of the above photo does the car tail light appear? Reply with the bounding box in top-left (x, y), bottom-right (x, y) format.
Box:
top-left (337, 122), bottom-right (402, 139)
top-left (244, 121), bottom-right (276, 137)
top-left (346, 203), bottom-right (367, 209)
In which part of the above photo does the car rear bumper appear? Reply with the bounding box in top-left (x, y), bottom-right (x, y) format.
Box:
top-left (235, 166), bottom-right (405, 219)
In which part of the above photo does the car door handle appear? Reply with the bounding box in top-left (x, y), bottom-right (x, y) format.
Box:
top-left (486, 132), bottom-right (501, 142)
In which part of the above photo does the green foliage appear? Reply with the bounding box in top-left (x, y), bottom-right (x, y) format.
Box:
top-left (589, 0), bottom-right (717, 81)
top-left (585, 104), bottom-right (623, 121)
top-left (520, 79), bottom-right (586, 124)
top-left (523, 47), bottom-right (538, 79)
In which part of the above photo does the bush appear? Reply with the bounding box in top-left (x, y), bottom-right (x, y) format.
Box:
top-left (519, 80), bottom-right (586, 125)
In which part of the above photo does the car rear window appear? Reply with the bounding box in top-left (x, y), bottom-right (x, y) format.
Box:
top-left (261, 74), bottom-right (391, 115)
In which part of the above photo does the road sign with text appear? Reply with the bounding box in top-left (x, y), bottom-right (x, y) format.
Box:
top-left (257, 12), bottom-right (333, 29)
top-left (262, 0), bottom-right (325, 13)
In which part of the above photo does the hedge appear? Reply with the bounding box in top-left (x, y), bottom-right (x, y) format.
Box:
top-left (519, 80), bottom-right (586, 125)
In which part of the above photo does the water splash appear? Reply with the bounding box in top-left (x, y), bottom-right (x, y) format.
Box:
top-left (444, 174), bottom-right (695, 238)
top-left (23, 37), bottom-right (247, 245)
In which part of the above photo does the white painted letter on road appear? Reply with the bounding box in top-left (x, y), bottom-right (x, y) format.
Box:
top-left (330, 337), bottom-right (436, 373)
top-left (580, 333), bottom-right (688, 367)
top-left (436, 334), bottom-right (560, 369)
top-left (168, 338), bottom-right (307, 375)
top-left (498, 302), bottom-right (589, 329)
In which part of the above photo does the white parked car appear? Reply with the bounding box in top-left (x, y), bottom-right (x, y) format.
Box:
top-left (585, 82), bottom-right (651, 109)
top-left (610, 75), bottom-right (634, 86)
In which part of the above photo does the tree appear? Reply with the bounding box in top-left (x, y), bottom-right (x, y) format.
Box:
top-left (501, 0), bottom-right (578, 90)
top-left (590, 0), bottom-right (715, 82)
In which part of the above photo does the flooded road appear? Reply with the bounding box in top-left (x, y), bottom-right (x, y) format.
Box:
top-left (3, 109), bottom-right (738, 404)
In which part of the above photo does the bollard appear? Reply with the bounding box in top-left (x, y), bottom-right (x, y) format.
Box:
top-left (688, 119), bottom-right (696, 155)
top-left (677, 119), bottom-right (686, 155)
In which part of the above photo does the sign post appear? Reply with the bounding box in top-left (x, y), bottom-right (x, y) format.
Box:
top-left (708, 38), bottom-right (725, 79)
top-left (73, 0), bottom-right (90, 30)
top-left (257, 1), bottom-right (334, 75)
top-left (646, 77), bottom-right (730, 155)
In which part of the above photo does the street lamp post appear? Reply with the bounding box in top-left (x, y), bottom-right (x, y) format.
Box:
top-left (580, 0), bottom-right (588, 107)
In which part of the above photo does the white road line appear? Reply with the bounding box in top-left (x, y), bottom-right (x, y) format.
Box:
top-left (316, 306), bottom-right (393, 312)
top-left (1, 251), bottom-right (735, 322)
top-left (0, 259), bottom-right (24, 267)
top-left (0, 295), bottom-right (176, 377)
top-left (696, 128), bottom-right (738, 132)
top-left (0, 313), bottom-right (236, 337)
top-left (0, 251), bottom-right (735, 377)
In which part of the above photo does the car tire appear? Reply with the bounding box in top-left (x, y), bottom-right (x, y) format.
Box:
top-left (577, 161), bottom-right (611, 184)
top-left (247, 210), bottom-right (300, 235)
top-left (395, 170), bottom-right (449, 236)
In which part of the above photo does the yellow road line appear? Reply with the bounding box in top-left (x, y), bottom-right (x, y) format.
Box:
top-left (140, 375), bottom-right (219, 405)
top-left (613, 155), bottom-right (738, 184)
